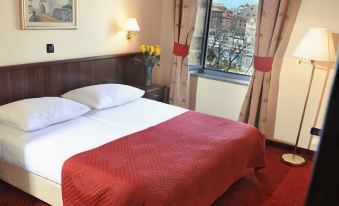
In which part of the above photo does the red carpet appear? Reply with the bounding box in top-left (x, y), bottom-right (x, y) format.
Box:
top-left (0, 146), bottom-right (312, 206)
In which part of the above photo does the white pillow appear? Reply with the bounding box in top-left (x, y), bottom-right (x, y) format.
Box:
top-left (61, 84), bottom-right (145, 109)
top-left (0, 97), bottom-right (90, 132)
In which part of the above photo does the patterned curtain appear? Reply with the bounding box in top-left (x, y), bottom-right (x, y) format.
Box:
top-left (169, 0), bottom-right (198, 108)
top-left (239, 0), bottom-right (302, 138)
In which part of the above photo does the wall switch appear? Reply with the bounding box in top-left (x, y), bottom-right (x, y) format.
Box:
top-left (47, 44), bottom-right (54, 53)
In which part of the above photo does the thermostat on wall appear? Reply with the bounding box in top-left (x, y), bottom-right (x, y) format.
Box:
top-left (47, 44), bottom-right (54, 53)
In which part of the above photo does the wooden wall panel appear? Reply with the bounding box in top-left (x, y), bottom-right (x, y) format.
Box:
top-left (0, 71), bottom-right (10, 105)
top-left (65, 62), bottom-right (82, 92)
top-left (0, 53), bottom-right (144, 105)
top-left (27, 67), bottom-right (45, 98)
top-left (122, 56), bottom-right (145, 85)
top-left (92, 59), bottom-right (116, 85)
top-left (48, 64), bottom-right (63, 96)
top-left (79, 61), bottom-right (94, 87)
top-left (9, 70), bottom-right (28, 102)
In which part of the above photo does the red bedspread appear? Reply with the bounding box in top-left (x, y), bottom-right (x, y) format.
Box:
top-left (62, 111), bottom-right (266, 206)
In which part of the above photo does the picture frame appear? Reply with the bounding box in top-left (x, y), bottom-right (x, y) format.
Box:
top-left (21, 0), bottom-right (77, 30)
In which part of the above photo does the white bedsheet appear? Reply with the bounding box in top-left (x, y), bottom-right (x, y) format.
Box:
top-left (0, 98), bottom-right (187, 184)
top-left (85, 98), bottom-right (187, 131)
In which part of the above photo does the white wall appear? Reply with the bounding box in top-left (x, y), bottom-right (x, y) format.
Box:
top-left (0, 0), bottom-right (161, 67)
top-left (153, 0), bottom-right (175, 87)
top-left (193, 77), bottom-right (248, 121)
top-left (275, 0), bottom-right (339, 150)
top-left (191, 0), bottom-right (339, 151)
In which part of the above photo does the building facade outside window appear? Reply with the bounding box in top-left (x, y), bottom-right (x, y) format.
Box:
top-left (189, 0), bottom-right (259, 77)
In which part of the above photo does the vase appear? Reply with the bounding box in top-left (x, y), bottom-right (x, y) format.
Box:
top-left (144, 66), bottom-right (153, 86)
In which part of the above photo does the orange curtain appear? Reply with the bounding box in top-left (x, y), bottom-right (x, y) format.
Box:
top-left (239, 0), bottom-right (302, 138)
top-left (169, 0), bottom-right (198, 108)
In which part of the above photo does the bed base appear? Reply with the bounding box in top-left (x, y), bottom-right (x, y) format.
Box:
top-left (0, 160), bottom-right (62, 206)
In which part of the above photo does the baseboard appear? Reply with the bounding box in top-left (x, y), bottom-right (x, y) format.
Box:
top-left (265, 139), bottom-right (315, 160)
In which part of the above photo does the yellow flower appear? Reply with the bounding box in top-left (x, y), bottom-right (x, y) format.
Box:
top-left (155, 45), bottom-right (161, 56)
top-left (140, 44), bottom-right (146, 53)
top-left (146, 45), bottom-right (151, 52)
top-left (150, 46), bottom-right (155, 55)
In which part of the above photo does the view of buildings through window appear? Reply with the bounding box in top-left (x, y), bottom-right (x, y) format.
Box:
top-left (189, 0), bottom-right (259, 76)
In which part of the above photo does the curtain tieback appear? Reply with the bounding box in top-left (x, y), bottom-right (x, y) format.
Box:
top-left (254, 56), bottom-right (274, 72)
top-left (173, 42), bottom-right (190, 57)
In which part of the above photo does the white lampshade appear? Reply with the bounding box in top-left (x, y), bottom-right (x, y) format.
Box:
top-left (124, 18), bottom-right (140, 32)
top-left (293, 28), bottom-right (336, 62)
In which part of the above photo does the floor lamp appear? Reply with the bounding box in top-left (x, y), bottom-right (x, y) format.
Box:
top-left (281, 28), bottom-right (336, 167)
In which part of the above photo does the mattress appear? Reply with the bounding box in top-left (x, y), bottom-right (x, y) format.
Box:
top-left (0, 98), bottom-right (187, 184)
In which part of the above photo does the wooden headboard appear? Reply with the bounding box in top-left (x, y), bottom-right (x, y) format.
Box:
top-left (0, 53), bottom-right (144, 105)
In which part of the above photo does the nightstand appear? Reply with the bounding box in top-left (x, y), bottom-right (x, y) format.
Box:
top-left (137, 84), bottom-right (168, 103)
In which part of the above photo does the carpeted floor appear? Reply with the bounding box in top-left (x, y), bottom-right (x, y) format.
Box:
top-left (0, 146), bottom-right (312, 206)
top-left (213, 146), bottom-right (312, 206)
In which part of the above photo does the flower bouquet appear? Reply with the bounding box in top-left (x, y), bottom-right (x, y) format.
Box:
top-left (133, 44), bottom-right (160, 86)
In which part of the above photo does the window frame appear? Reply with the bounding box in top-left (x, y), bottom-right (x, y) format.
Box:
top-left (190, 0), bottom-right (255, 83)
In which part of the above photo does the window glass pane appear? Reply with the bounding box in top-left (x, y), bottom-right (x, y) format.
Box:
top-left (189, 0), bottom-right (208, 66)
top-left (206, 0), bottom-right (259, 75)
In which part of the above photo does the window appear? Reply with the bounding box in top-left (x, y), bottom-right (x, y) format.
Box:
top-left (189, 0), bottom-right (259, 77)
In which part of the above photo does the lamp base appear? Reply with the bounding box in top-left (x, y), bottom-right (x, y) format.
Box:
top-left (281, 153), bottom-right (306, 167)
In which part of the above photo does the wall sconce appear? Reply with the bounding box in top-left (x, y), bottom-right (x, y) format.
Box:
top-left (125, 18), bottom-right (140, 40)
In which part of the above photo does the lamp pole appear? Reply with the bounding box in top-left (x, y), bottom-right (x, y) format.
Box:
top-left (294, 61), bottom-right (315, 155)
top-left (282, 61), bottom-right (316, 166)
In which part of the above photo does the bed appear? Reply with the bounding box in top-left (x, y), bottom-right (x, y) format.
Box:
top-left (0, 98), bottom-right (265, 205)
top-left (0, 99), bottom-right (187, 185)
top-left (0, 99), bottom-right (188, 205)
top-left (0, 54), bottom-right (266, 206)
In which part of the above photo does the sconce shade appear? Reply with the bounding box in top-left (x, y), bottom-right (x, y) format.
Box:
top-left (125, 18), bottom-right (140, 32)
top-left (293, 28), bottom-right (336, 62)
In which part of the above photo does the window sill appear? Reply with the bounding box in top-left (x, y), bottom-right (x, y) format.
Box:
top-left (190, 70), bottom-right (251, 86)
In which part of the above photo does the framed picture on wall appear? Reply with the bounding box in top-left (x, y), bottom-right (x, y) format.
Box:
top-left (21, 0), bottom-right (77, 30)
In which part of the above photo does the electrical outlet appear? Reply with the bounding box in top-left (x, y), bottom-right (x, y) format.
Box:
top-left (310, 127), bottom-right (323, 136)
top-left (47, 44), bottom-right (54, 53)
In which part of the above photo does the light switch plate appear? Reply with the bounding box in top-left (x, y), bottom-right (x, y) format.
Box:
top-left (47, 44), bottom-right (54, 53)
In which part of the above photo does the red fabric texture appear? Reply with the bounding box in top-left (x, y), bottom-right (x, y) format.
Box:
top-left (173, 42), bottom-right (190, 57)
top-left (0, 146), bottom-right (312, 206)
top-left (254, 55), bottom-right (274, 72)
top-left (213, 147), bottom-right (312, 206)
top-left (61, 111), bottom-right (266, 206)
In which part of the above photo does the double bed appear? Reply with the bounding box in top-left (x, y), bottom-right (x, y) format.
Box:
top-left (0, 98), bottom-right (265, 205)
top-left (0, 98), bottom-right (187, 185)
top-left (0, 54), bottom-right (266, 206)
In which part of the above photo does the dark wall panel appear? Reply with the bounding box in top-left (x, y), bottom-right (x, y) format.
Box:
top-left (0, 53), bottom-right (144, 105)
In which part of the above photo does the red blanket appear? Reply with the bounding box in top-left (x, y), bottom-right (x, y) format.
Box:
top-left (62, 111), bottom-right (265, 206)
